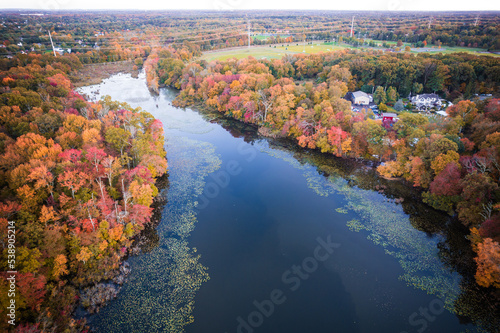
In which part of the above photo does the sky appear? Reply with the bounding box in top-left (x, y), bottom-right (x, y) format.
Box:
top-left (1, 0), bottom-right (499, 11)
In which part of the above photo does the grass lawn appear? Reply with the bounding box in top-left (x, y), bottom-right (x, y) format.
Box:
top-left (201, 47), bottom-right (297, 62)
top-left (364, 38), bottom-right (412, 48)
top-left (253, 34), bottom-right (291, 40)
top-left (202, 43), bottom-right (351, 62)
top-left (201, 41), bottom-right (499, 62)
top-left (253, 35), bottom-right (270, 41)
top-left (433, 46), bottom-right (500, 57)
top-left (275, 43), bottom-right (348, 54)
top-left (365, 39), bottom-right (499, 57)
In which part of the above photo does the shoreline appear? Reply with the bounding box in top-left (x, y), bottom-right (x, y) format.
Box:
top-left (71, 70), bottom-right (169, 325)
top-left (71, 60), bottom-right (138, 88)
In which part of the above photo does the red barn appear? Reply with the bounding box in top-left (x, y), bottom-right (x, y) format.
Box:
top-left (382, 113), bottom-right (398, 128)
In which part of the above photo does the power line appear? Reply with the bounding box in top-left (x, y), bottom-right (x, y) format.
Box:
top-left (48, 30), bottom-right (56, 56)
top-left (247, 17), bottom-right (250, 49)
top-left (350, 16), bottom-right (354, 38)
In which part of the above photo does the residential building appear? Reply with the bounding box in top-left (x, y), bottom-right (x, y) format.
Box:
top-left (347, 91), bottom-right (371, 105)
top-left (411, 93), bottom-right (442, 110)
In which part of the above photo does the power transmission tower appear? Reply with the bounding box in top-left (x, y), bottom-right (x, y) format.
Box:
top-left (474, 15), bottom-right (480, 26)
top-left (428, 17), bottom-right (432, 29)
top-left (303, 28), bottom-right (306, 52)
top-left (48, 30), bottom-right (56, 56)
top-left (247, 19), bottom-right (251, 49)
top-left (350, 16), bottom-right (354, 38)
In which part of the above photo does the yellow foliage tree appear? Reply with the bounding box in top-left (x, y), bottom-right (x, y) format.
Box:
top-left (39, 205), bottom-right (59, 226)
top-left (129, 180), bottom-right (155, 206)
top-left (431, 151), bottom-right (460, 175)
top-left (82, 128), bottom-right (102, 146)
top-left (62, 114), bottom-right (88, 135)
top-left (474, 238), bottom-right (500, 288)
top-left (17, 247), bottom-right (42, 273)
top-left (52, 254), bottom-right (69, 280)
top-left (76, 247), bottom-right (92, 264)
top-left (377, 161), bottom-right (403, 178)
top-left (341, 137), bottom-right (352, 156)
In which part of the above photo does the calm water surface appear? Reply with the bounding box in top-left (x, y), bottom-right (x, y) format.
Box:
top-left (77, 72), bottom-right (484, 333)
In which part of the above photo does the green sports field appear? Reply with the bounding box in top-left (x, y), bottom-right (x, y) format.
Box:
top-left (275, 43), bottom-right (348, 53)
top-left (201, 42), bottom-right (499, 62)
top-left (201, 47), bottom-right (295, 62)
top-left (201, 44), bottom-right (349, 62)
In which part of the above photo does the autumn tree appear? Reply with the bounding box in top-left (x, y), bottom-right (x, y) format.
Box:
top-left (474, 238), bottom-right (500, 288)
top-left (373, 86), bottom-right (386, 105)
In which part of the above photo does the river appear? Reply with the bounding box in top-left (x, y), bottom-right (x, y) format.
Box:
top-left (77, 72), bottom-right (489, 333)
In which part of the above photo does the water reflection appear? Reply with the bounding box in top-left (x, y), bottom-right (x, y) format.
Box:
top-left (206, 114), bottom-right (499, 332)
top-left (78, 73), bottom-right (498, 333)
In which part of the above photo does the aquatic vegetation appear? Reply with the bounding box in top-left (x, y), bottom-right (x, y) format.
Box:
top-left (260, 144), bottom-right (462, 311)
top-left (92, 136), bottom-right (221, 332)
top-left (335, 207), bottom-right (348, 214)
top-left (346, 219), bottom-right (365, 232)
top-left (80, 73), bottom-right (495, 332)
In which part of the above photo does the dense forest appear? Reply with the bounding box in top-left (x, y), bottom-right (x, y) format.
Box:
top-left (0, 52), bottom-right (167, 331)
top-left (1, 10), bottom-right (498, 59)
top-left (0, 9), bottom-right (499, 332)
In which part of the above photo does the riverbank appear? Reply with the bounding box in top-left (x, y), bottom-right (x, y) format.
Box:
top-left (71, 60), bottom-right (138, 87)
top-left (77, 72), bottom-right (499, 332)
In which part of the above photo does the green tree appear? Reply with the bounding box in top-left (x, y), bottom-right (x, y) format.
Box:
top-left (412, 82), bottom-right (423, 94)
top-left (394, 99), bottom-right (404, 111)
top-left (373, 86), bottom-right (386, 104)
top-left (105, 127), bottom-right (131, 157)
top-left (387, 86), bottom-right (398, 104)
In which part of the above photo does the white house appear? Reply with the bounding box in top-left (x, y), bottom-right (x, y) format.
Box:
top-left (349, 91), bottom-right (371, 105)
top-left (411, 93), bottom-right (442, 110)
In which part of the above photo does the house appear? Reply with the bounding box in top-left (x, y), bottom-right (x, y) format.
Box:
top-left (476, 94), bottom-right (493, 101)
top-left (347, 91), bottom-right (371, 105)
top-left (436, 110), bottom-right (448, 117)
top-left (411, 93), bottom-right (442, 110)
top-left (382, 113), bottom-right (398, 128)
top-left (382, 113), bottom-right (398, 122)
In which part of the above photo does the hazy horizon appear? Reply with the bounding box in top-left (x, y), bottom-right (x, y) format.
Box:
top-left (1, 0), bottom-right (499, 12)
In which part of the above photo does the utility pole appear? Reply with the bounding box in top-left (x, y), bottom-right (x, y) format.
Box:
top-left (48, 30), bottom-right (56, 56)
top-left (350, 16), bottom-right (354, 38)
top-left (247, 19), bottom-right (251, 49)
top-left (303, 30), bottom-right (306, 52)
